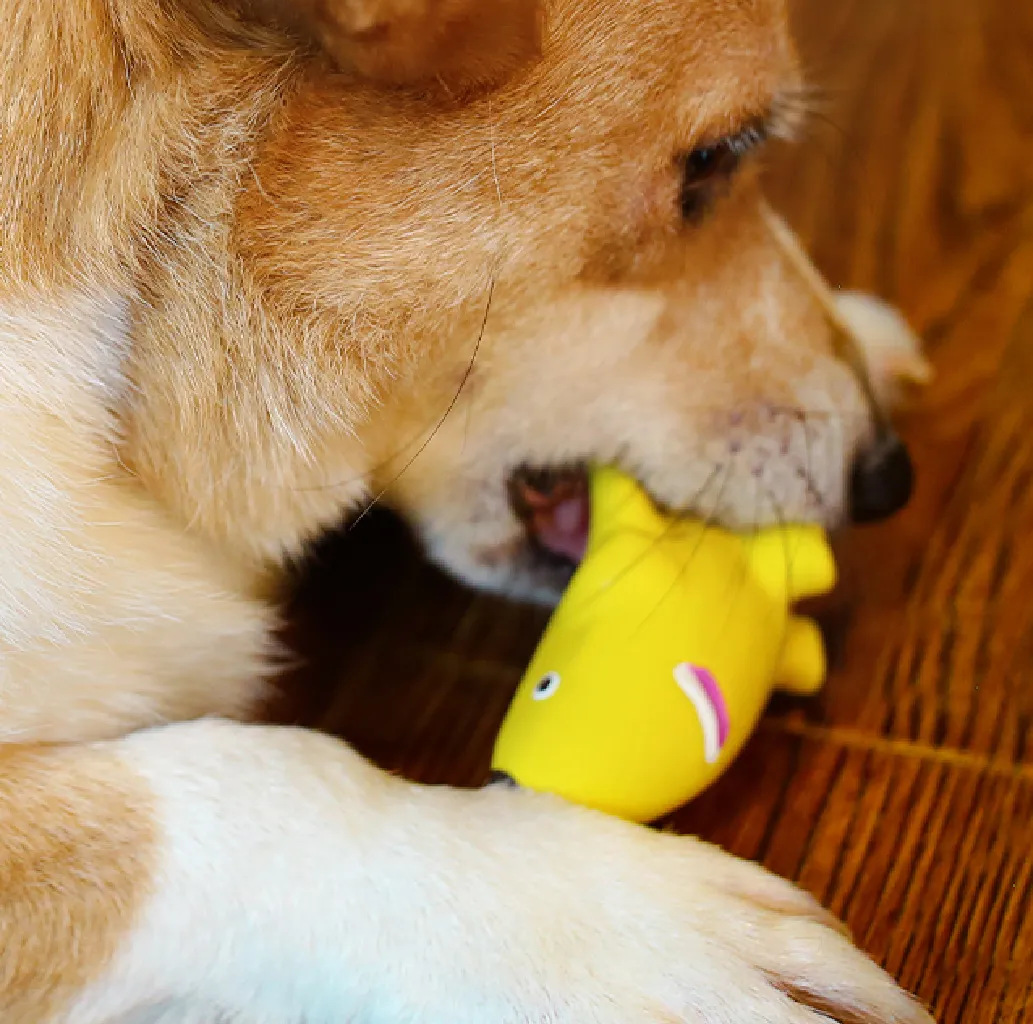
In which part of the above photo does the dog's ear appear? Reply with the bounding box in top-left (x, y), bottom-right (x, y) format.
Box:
top-left (237, 0), bottom-right (543, 93)
top-left (833, 292), bottom-right (933, 412)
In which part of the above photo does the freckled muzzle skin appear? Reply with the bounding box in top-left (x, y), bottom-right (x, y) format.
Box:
top-left (491, 466), bottom-right (837, 822)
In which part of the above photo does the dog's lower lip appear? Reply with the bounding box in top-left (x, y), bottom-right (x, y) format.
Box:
top-left (509, 466), bottom-right (590, 565)
top-left (532, 492), bottom-right (589, 562)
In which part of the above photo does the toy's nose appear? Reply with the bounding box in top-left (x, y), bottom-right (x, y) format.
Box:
top-left (849, 431), bottom-right (914, 524)
top-left (487, 770), bottom-right (518, 788)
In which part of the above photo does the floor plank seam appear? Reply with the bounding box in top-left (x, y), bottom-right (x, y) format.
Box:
top-left (764, 719), bottom-right (1033, 779)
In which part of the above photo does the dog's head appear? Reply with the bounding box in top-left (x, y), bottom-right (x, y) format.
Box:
top-left (238, 0), bottom-right (928, 600)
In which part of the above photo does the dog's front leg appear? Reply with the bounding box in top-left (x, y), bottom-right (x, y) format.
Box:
top-left (9, 718), bottom-right (931, 1024)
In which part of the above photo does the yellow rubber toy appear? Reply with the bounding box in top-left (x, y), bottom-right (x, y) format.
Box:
top-left (491, 465), bottom-right (837, 823)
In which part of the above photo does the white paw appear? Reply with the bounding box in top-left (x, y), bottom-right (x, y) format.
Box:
top-left (400, 784), bottom-right (934, 1024)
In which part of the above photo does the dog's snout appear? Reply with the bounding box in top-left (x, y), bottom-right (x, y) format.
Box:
top-left (849, 432), bottom-right (914, 524)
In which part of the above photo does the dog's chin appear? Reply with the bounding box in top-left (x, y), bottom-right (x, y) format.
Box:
top-left (491, 538), bottom-right (581, 606)
top-left (415, 464), bottom-right (590, 605)
top-left (418, 528), bottom-right (578, 606)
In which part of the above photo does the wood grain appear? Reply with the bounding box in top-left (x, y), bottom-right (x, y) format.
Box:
top-left (275, 1), bottom-right (1033, 1019)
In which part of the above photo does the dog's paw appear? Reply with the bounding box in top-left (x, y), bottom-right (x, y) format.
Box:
top-left (286, 0), bottom-right (541, 88)
top-left (398, 785), bottom-right (934, 1024)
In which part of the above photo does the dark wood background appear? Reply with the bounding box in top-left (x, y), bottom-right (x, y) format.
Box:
top-left (275, 1), bottom-right (1033, 1020)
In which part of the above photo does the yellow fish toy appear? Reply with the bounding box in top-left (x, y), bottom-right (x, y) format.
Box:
top-left (490, 465), bottom-right (837, 823)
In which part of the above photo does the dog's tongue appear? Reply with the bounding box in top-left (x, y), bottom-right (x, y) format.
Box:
top-left (533, 492), bottom-right (590, 562)
top-left (520, 477), bottom-right (591, 563)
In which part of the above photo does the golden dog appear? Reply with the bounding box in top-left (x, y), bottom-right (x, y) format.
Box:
top-left (0, 0), bottom-right (932, 1020)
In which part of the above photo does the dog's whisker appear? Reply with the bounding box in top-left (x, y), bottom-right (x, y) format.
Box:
top-left (578, 458), bottom-right (731, 620)
top-left (292, 274), bottom-right (496, 508)
top-left (753, 478), bottom-right (798, 664)
top-left (347, 277), bottom-right (495, 532)
top-left (796, 409), bottom-right (822, 518)
top-left (626, 458), bottom-right (737, 636)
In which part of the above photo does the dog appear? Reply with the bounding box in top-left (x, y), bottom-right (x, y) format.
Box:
top-left (0, 0), bottom-right (935, 1020)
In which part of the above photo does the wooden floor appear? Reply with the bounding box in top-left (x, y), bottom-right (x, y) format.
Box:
top-left (277, 1), bottom-right (1033, 1020)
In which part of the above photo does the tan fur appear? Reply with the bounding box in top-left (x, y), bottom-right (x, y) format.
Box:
top-left (0, 745), bottom-right (155, 1022)
top-left (0, 0), bottom-right (931, 1019)
top-left (255, 0), bottom-right (544, 88)
top-left (0, 296), bottom-right (275, 742)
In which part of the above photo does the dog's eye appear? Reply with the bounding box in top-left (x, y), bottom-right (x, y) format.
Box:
top-left (679, 119), bottom-right (768, 224)
top-left (684, 142), bottom-right (740, 185)
top-left (679, 141), bottom-right (742, 222)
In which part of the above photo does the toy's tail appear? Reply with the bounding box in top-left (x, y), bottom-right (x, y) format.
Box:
top-left (775, 616), bottom-right (827, 695)
top-left (745, 525), bottom-right (837, 604)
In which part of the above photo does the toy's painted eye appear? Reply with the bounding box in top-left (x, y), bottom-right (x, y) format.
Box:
top-left (533, 672), bottom-right (561, 701)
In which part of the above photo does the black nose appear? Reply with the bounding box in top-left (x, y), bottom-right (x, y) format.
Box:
top-left (849, 432), bottom-right (914, 524)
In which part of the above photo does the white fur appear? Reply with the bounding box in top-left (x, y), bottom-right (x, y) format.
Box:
top-left (60, 719), bottom-right (931, 1023)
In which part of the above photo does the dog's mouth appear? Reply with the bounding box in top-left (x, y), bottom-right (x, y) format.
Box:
top-left (508, 464), bottom-right (591, 569)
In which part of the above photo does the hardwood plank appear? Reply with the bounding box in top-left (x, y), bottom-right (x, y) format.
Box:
top-left (672, 732), bottom-right (1033, 1024)
top-left (771, 295), bottom-right (1033, 758)
top-left (759, 0), bottom-right (1033, 758)
top-left (275, 510), bottom-right (540, 781)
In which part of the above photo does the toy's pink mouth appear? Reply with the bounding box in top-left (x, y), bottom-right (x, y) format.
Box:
top-left (673, 663), bottom-right (730, 764)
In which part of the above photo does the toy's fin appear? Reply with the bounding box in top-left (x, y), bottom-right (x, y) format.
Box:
top-left (775, 616), bottom-right (827, 696)
top-left (586, 465), bottom-right (668, 553)
top-left (745, 525), bottom-right (837, 604)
